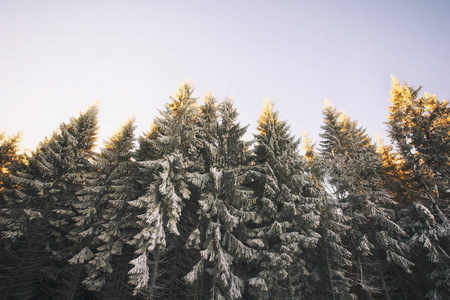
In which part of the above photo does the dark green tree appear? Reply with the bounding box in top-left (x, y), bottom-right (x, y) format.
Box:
top-left (246, 99), bottom-right (320, 299)
top-left (129, 81), bottom-right (201, 299)
top-left (386, 77), bottom-right (450, 299)
top-left (184, 94), bottom-right (254, 300)
top-left (69, 117), bottom-right (138, 299)
top-left (320, 104), bottom-right (413, 300)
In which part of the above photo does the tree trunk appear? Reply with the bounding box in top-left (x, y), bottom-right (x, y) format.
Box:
top-left (149, 249), bottom-right (161, 300)
top-left (287, 271), bottom-right (295, 300)
top-left (324, 247), bottom-right (336, 300)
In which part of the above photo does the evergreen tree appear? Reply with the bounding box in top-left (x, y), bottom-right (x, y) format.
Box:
top-left (0, 132), bottom-right (27, 247)
top-left (129, 81), bottom-right (201, 299)
top-left (320, 104), bottom-right (413, 299)
top-left (0, 133), bottom-right (42, 300)
top-left (247, 99), bottom-right (320, 299)
top-left (386, 78), bottom-right (450, 299)
top-left (303, 135), bottom-right (355, 300)
top-left (0, 105), bottom-right (99, 299)
top-left (38, 104), bottom-right (99, 299)
top-left (184, 95), bottom-right (255, 299)
top-left (69, 117), bottom-right (138, 299)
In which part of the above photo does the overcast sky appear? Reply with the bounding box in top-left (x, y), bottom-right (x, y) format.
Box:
top-left (1, 0), bottom-right (449, 151)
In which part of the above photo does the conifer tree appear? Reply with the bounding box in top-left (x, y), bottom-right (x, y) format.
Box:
top-left (0, 132), bottom-right (27, 246)
top-left (69, 117), bottom-right (138, 299)
top-left (386, 78), bottom-right (450, 299)
top-left (129, 81), bottom-right (201, 299)
top-left (303, 135), bottom-right (354, 300)
top-left (0, 106), bottom-right (99, 299)
top-left (184, 95), bottom-right (255, 299)
top-left (0, 133), bottom-right (42, 299)
top-left (247, 99), bottom-right (320, 299)
top-left (38, 104), bottom-right (99, 299)
top-left (320, 104), bottom-right (412, 299)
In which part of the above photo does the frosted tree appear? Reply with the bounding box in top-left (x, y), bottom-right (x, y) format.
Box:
top-left (129, 81), bottom-right (201, 299)
top-left (386, 78), bottom-right (450, 299)
top-left (38, 104), bottom-right (99, 299)
top-left (302, 135), bottom-right (355, 300)
top-left (69, 117), bottom-right (138, 299)
top-left (0, 133), bottom-right (43, 299)
top-left (246, 99), bottom-right (320, 299)
top-left (320, 104), bottom-right (413, 300)
top-left (0, 105), bottom-right (99, 299)
top-left (184, 94), bottom-right (255, 299)
top-left (0, 132), bottom-right (27, 247)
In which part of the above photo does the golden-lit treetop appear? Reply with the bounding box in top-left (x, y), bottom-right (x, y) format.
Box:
top-left (257, 98), bottom-right (278, 136)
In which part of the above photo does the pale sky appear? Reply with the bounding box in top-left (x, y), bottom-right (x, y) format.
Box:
top-left (1, 0), bottom-right (449, 151)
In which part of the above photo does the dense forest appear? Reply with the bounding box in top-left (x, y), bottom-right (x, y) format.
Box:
top-left (0, 77), bottom-right (449, 300)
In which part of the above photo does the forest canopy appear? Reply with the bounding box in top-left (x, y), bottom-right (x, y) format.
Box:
top-left (1, 77), bottom-right (449, 300)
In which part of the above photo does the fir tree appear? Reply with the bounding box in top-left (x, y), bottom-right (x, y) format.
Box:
top-left (0, 105), bottom-right (99, 299)
top-left (70, 117), bottom-right (138, 299)
top-left (386, 77), bottom-right (450, 299)
top-left (0, 133), bottom-right (43, 300)
top-left (303, 135), bottom-right (355, 300)
top-left (320, 104), bottom-right (413, 299)
top-left (129, 81), bottom-right (201, 299)
top-left (247, 99), bottom-right (320, 299)
top-left (184, 94), bottom-right (254, 299)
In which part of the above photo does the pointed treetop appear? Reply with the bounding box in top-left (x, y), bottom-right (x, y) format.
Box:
top-left (167, 80), bottom-right (197, 118)
top-left (103, 116), bottom-right (136, 152)
top-left (324, 98), bottom-right (333, 107)
top-left (257, 98), bottom-right (279, 134)
top-left (302, 132), bottom-right (316, 163)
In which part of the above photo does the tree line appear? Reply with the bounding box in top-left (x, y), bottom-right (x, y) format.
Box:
top-left (0, 77), bottom-right (449, 299)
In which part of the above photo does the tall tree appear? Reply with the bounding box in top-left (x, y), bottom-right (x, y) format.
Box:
top-left (184, 95), bottom-right (255, 299)
top-left (247, 99), bottom-right (320, 299)
top-left (320, 104), bottom-right (413, 300)
top-left (129, 81), bottom-right (201, 299)
top-left (69, 117), bottom-right (138, 299)
top-left (0, 105), bottom-right (99, 299)
top-left (386, 78), bottom-right (450, 299)
top-left (303, 135), bottom-right (355, 300)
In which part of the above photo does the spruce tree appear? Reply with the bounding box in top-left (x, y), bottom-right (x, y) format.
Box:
top-left (247, 99), bottom-right (320, 299)
top-left (129, 81), bottom-right (201, 299)
top-left (386, 78), bottom-right (450, 299)
top-left (38, 104), bottom-right (99, 299)
top-left (184, 95), bottom-right (255, 299)
top-left (0, 105), bottom-right (99, 299)
top-left (0, 133), bottom-right (43, 300)
top-left (303, 135), bottom-right (354, 300)
top-left (320, 104), bottom-right (413, 299)
top-left (69, 117), bottom-right (138, 299)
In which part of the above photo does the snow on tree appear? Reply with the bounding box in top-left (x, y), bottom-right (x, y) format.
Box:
top-left (0, 105), bottom-right (99, 299)
top-left (320, 103), bottom-right (413, 299)
top-left (128, 81), bottom-right (201, 299)
top-left (0, 133), bottom-right (44, 299)
top-left (184, 94), bottom-right (255, 299)
top-left (302, 135), bottom-right (355, 300)
top-left (39, 104), bottom-right (99, 299)
top-left (386, 77), bottom-right (450, 299)
top-left (246, 99), bottom-right (320, 299)
top-left (69, 117), bottom-right (138, 299)
top-left (0, 132), bottom-right (27, 244)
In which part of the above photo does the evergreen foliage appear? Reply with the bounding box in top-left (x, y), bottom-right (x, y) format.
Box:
top-left (129, 81), bottom-right (201, 299)
top-left (247, 99), bottom-right (320, 299)
top-left (185, 94), bottom-right (254, 300)
top-left (386, 77), bottom-right (450, 300)
top-left (320, 104), bottom-right (413, 300)
top-left (0, 78), bottom-right (448, 299)
top-left (70, 118), bottom-right (138, 299)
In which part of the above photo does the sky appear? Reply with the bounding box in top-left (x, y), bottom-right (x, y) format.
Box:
top-left (1, 0), bottom-right (449, 151)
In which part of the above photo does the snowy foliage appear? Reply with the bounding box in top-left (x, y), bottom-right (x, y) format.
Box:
top-left (0, 79), bottom-right (448, 300)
